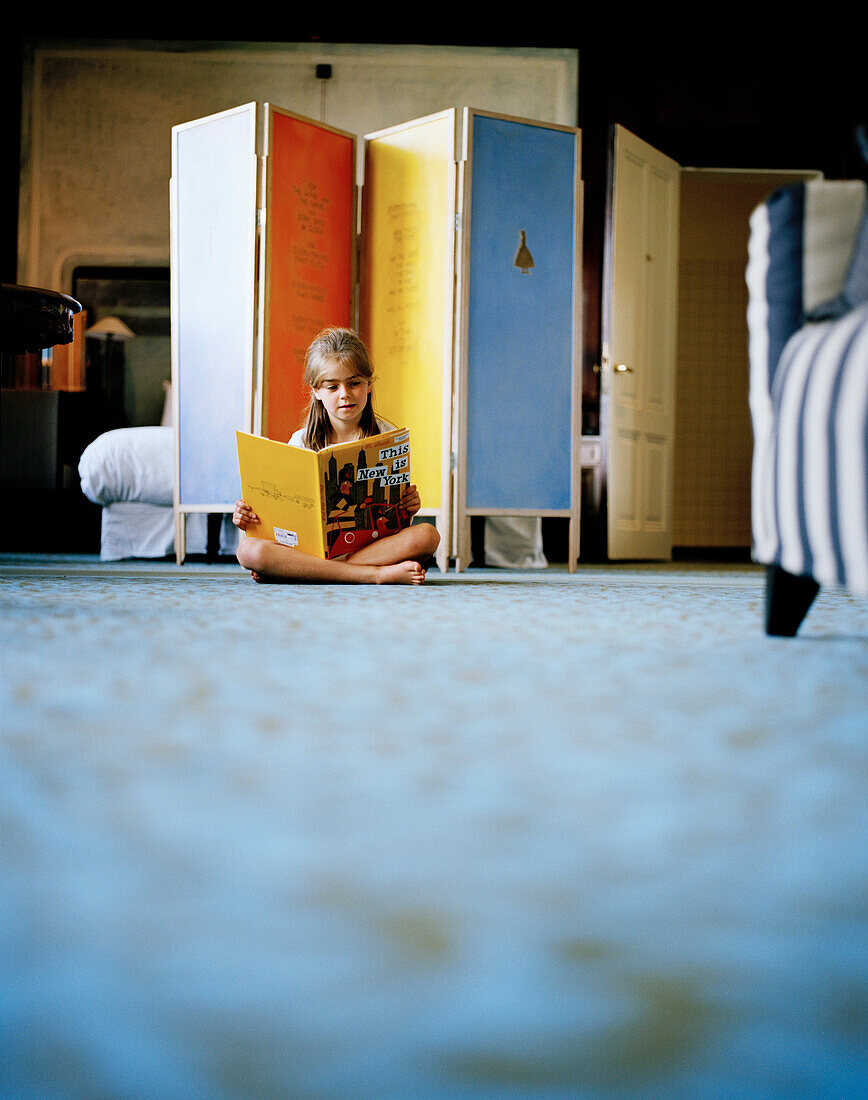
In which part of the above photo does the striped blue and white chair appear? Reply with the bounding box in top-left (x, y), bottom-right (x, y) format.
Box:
top-left (747, 177), bottom-right (868, 634)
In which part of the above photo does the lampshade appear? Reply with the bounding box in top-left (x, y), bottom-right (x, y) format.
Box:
top-left (86, 316), bottom-right (135, 340)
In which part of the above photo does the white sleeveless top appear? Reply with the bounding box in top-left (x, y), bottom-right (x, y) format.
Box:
top-left (287, 417), bottom-right (395, 449)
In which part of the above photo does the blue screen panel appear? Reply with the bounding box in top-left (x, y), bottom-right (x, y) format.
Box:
top-left (465, 114), bottom-right (577, 511)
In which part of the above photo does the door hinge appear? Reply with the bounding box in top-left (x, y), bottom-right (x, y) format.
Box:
top-left (601, 341), bottom-right (610, 394)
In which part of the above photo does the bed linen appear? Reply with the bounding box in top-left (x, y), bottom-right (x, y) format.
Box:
top-left (79, 426), bottom-right (237, 561)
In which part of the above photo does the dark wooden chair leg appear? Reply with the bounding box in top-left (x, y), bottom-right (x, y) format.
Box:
top-left (765, 565), bottom-right (820, 636)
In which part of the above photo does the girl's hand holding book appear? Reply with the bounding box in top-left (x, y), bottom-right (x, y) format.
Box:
top-left (400, 483), bottom-right (421, 518)
top-left (232, 500), bottom-right (259, 530)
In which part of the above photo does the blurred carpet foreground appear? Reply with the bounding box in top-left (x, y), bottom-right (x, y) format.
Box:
top-left (1, 556), bottom-right (867, 1099)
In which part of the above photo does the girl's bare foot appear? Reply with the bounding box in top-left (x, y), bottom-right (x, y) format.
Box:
top-left (239, 541), bottom-right (428, 585)
top-left (377, 560), bottom-right (426, 585)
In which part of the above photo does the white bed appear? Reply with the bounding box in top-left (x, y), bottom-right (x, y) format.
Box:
top-left (78, 423), bottom-right (238, 562)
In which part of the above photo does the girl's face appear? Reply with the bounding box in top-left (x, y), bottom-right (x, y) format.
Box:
top-left (313, 359), bottom-right (371, 436)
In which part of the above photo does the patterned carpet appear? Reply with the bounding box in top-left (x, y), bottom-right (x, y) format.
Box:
top-left (2, 556), bottom-right (867, 1098)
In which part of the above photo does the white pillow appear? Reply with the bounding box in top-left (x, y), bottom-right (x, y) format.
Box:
top-left (79, 426), bottom-right (174, 506)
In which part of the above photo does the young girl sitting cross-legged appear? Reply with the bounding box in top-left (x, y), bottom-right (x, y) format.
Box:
top-left (233, 327), bottom-right (440, 585)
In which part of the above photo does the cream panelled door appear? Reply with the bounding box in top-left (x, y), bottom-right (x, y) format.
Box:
top-left (602, 124), bottom-right (680, 559)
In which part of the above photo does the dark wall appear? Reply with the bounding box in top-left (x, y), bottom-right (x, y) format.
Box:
top-left (577, 44), bottom-right (866, 385)
top-left (579, 45), bottom-right (866, 177)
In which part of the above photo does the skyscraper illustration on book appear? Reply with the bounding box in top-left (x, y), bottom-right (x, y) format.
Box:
top-left (236, 427), bottom-right (411, 559)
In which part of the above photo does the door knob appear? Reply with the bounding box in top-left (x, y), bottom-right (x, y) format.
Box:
top-left (614, 363), bottom-right (633, 373)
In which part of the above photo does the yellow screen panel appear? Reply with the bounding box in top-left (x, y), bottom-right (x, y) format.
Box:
top-left (360, 111), bottom-right (456, 512)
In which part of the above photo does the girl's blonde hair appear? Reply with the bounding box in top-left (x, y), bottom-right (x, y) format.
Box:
top-left (301, 327), bottom-right (378, 451)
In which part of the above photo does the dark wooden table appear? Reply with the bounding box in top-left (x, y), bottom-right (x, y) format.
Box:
top-left (0, 283), bottom-right (98, 551)
top-left (1, 282), bottom-right (82, 354)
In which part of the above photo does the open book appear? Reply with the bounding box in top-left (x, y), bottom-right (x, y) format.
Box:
top-left (236, 427), bottom-right (411, 559)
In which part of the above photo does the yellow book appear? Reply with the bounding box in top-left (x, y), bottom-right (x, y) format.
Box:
top-left (236, 427), bottom-right (411, 559)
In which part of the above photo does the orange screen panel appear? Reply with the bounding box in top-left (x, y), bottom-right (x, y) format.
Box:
top-left (263, 112), bottom-right (355, 442)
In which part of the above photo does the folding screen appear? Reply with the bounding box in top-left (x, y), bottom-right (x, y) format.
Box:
top-left (359, 110), bottom-right (458, 573)
top-left (454, 110), bottom-right (582, 570)
top-left (172, 103), bottom-right (581, 570)
top-left (171, 103), bottom-right (356, 561)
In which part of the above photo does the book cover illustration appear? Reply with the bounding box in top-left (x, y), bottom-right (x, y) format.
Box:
top-left (236, 427), bottom-right (411, 559)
